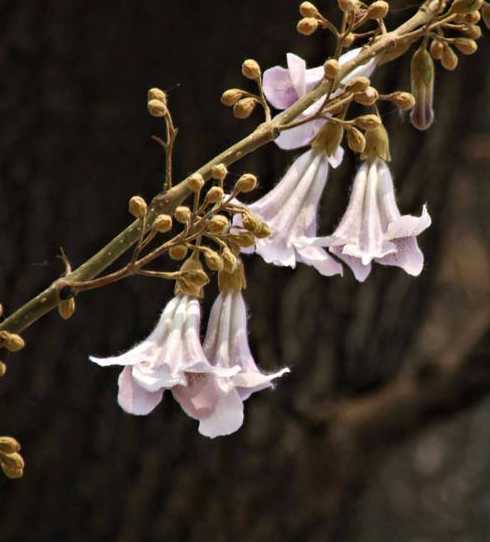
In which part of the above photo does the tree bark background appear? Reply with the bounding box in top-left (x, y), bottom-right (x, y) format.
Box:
top-left (0, 1), bottom-right (489, 541)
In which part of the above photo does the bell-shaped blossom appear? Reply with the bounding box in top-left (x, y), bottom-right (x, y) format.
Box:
top-left (311, 159), bottom-right (431, 282)
top-left (90, 295), bottom-right (237, 417)
top-left (174, 290), bottom-right (289, 438)
top-left (263, 48), bottom-right (377, 150)
top-left (239, 148), bottom-right (343, 276)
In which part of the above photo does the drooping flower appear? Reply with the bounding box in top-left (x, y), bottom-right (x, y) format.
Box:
top-left (311, 158), bottom-right (431, 281)
top-left (263, 48), bottom-right (377, 150)
top-left (238, 145), bottom-right (343, 276)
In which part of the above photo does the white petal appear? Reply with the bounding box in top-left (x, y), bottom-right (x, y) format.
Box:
top-left (330, 246), bottom-right (372, 282)
top-left (117, 367), bottom-right (163, 416)
top-left (287, 53), bottom-right (307, 98)
top-left (296, 245), bottom-right (343, 277)
top-left (327, 145), bottom-right (345, 169)
top-left (274, 118), bottom-right (325, 150)
top-left (197, 384), bottom-right (244, 439)
top-left (262, 66), bottom-right (297, 110)
top-left (385, 205), bottom-right (432, 240)
top-left (376, 236), bottom-right (425, 276)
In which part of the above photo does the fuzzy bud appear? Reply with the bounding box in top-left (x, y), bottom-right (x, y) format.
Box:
top-left (450, 0), bottom-right (483, 14)
top-left (235, 173), bottom-right (258, 193)
top-left (128, 196), bottom-right (147, 218)
top-left (441, 45), bottom-right (459, 70)
top-left (482, 3), bottom-right (490, 28)
top-left (323, 59), bottom-right (340, 81)
top-left (58, 298), bottom-right (76, 321)
top-left (346, 127), bottom-right (366, 154)
top-left (242, 213), bottom-right (262, 233)
top-left (453, 37), bottom-right (478, 55)
top-left (169, 245), bottom-right (189, 261)
top-left (366, 1), bottom-right (389, 19)
top-left (221, 89), bottom-right (244, 107)
top-left (175, 258), bottom-right (209, 299)
top-left (242, 59), bottom-right (261, 80)
top-left (174, 206), bottom-right (192, 224)
top-left (147, 88), bottom-right (167, 104)
top-left (354, 114), bottom-right (382, 131)
top-left (153, 214), bottom-right (173, 233)
top-left (345, 76), bottom-right (370, 93)
top-left (0, 332), bottom-right (25, 352)
top-left (464, 23), bottom-right (483, 38)
top-left (363, 125), bottom-right (391, 162)
top-left (387, 91), bottom-right (416, 111)
top-left (254, 222), bottom-right (272, 239)
top-left (147, 99), bottom-right (167, 118)
top-left (222, 248), bottom-right (238, 273)
top-left (464, 10), bottom-right (481, 22)
top-left (205, 186), bottom-right (224, 205)
top-left (187, 173), bottom-right (205, 193)
top-left (231, 231), bottom-right (256, 248)
top-left (410, 47), bottom-right (435, 131)
top-left (203, 249), bottom-right (224, 272)
top-left (0, 452), bottom-right (24, 479)
top-left (211, 164), bottom-right (228, 182)
top-left (0, 362), bottom-right (6, 378)
top-left (354, 86), bottom-right (379, 106)
top-left (297, 17), bottom-right (319, 35)
top-left (233, 98), bottom-right (257, 119)
top-left (207, 215), bottom-right (229, 235)
top-left (299, 2), bottom-right (319, 17)
top-left (0, 437), bottom-right (21, 454)
top-left (430, 40), bottom-right (445, 60)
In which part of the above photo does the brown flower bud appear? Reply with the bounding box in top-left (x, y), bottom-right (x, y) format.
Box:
top-left (169, 245), bottom-right (189, 261)
top-left (221, 89), bottom-right (244, 107)
top-left (222, 248), bottom-right (238, 273)
top-left (441, 45), bottom-right (459, 70)
top-left (175, 257), bottom-right (209, 298)
top-left (453, 37), bottom-right (478, 54)
top-left (203, 250), bottom-right (224, 272)
top-left (187, 173), bottom-right (205, 192)
top-left (312, 122), bottom-right (344, 157)
top-left (388, 91), bottom-right (416, 111)
top-left (464, 10), bottom-right (481, 22)
top-left (345, 76), bottom-right (370, 93)
top-left (207, 215), bottom-right (229, 234)
top-left (231, 231), bottom-right (256, 248)
top-left (299, 1), bottom-right (319, 17)
top-left (346, 126), bottom-right (366, 154)
top-left (235, 173), bottom-right (258, 193)
top-left (153, 214), bottom-right (173, 233)
top-left (242, 213), bottom-right (261, 233)
top-left (354, 87), bottom-right (379, 106)
top-left (297, 17), bottom-right (319, 35)
top-left (342, 33), bottom-right (356, 47)
top-left (430, 39), bottom-right (445, 60)
top-left (324, 59), bottom-right (340, 80)
top-left (410, 47), bottom-right (435, 131)
top-left (128, 196), bottom-right (147, 218)
top-left (233, 98), bottom-right (257, 119)
top-left (242, 59), bottom-right (261, 80)
top-left (482, 3), bottom-right (490, 28)
top-left (0, 437), bottom-right (21, 454)
top-left (174, 206), bottom-right (192, 224)
top-left (354, 114), bottom-right (382, 131)
top-left (450, 0), bottom-right (483, 14)
top-left (1, 452), bottom-right (24, 479)
top-left (463, 23), bottom-right (483, 38)
top-left (211, 164), bottom-right (228, 182)
top-left (58, 298), bottom-right (76, 321)
top-left (366, 1), bottom-right (389, 19)
top-left (254, 222), bottom-right (272, 239)
top-left (147, 88), bottom-right (167, 104)
top-left (205, 186), bottom-right (224, 205)
top-left (0, 362), bottom-right (6, 378)
top-left (1, 332), bottom-right (25, 352)
top-left (147, 99), bottom-right (167, 118)
top-left (363, 125), bottom-right (391, 162)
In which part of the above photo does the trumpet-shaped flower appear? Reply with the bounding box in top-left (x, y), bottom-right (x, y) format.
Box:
top-left (311, 159), bottom-right (431, 281)
top-left (239, 148), bottom-right (343, 276)
top-left (173, 290), bottom-right (289, 438)
top-left (263, 48), bottom-right (377, 150)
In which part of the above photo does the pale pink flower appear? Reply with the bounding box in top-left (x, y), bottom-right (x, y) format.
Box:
top-left (263, 48), bottom-right (377, 150)
top-left (311, 159), bottom-right (431, 281)
top-left (239, 148), bottom-right (343, 277)
top-left (174, 290), bottom-right (289, 438)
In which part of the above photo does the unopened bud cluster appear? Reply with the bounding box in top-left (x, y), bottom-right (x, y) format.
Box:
top-left (147, 87), bottom-right (168, 118)
top-left (0, 437), bottom-right (24, 479)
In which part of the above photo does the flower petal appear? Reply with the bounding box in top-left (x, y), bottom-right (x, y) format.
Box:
top-left (286, 53), bottom-right (307, 98)
top-left (385, 205), bottom-right (432, 240)
top-left (263, 66), bottom-right (297, 110)
top-left (117, 367), bottom-right (163, 416)
top-left (197, 384), bottom-right (244, 438)
top-left (296, 245), bottom-right (343, 277)
top-left (376, 236), bottom-right (425, 276)
top-left (274, 118), bottom-right (326, 150)
top-left (329, 246), bottom-right (372, 282)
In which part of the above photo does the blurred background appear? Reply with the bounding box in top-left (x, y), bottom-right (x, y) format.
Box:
top-left (0, 1), bottom-right (489, 541)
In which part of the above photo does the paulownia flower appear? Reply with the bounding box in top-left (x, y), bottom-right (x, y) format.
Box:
top-left (240, 147), bottom-right (343, 277)
top-left (311, 158), bottom-right (431, 281)
top-left (263, 48), bottom-right (377, 150)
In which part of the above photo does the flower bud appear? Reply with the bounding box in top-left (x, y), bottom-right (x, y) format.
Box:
top-left (343, 33), bottom-right (356, 47)
top-left (147, 99), bottom-right (167, 118)
top-left (175, 258), bottom-right (209, 298)
top-left (441, 44), bottom-right (459, 70)
top-left (354, 86), bottom-right (379, 106)
top-left (482, 3), bottom-right (490, 28)
top-left (345, 76), bottom-right (370, 93)
top-left (312, 122), bottom-right (344, 157)
top-left (242, 213), bottom-right (262, 233)
top-left (300, 1), bottom-right (319, 17)
top-left (153, 214), bottom-right (173, 233)
top-left (0, 437), bottom-right (21, 454)
top-left (211, 163), bottom-right (228, 182)
top-left (464, 23), bottom-right (482, 38)
top-left (147, 88), bottom-right (167, 104)
top-left (128, 196), bottom-right (147, 218)
top-left (324, 59), bottom-right (340, 80)
top-left (297, 17), bottom-right (319, 35)
top-left (363, 125), bottom-right (391, 162)
top-left (338, 0), bottom-right (355, 12)
top-left (221, 89), bottom-right (244, 107)
top-left (174, 206), bottom-right (192, 224)
top-left (187, 173), bottom-right (205, 192)
top-left (205, 186), bottom-right (224, 205)
top-left (203, 249), bottom-right (224, 272)
top-left (464, 10), bottom-right (481, 22)
top-left (0, 362), bottom-right (6, 378)
top-left (453, 37), bottom-right (478, 54)
top-left (207, 215), bottom-right (229, 234)
top-left (58, 298), bottom-right (76, 321)
top-left (169, 245), bottom-right (189, 261)
top-left (410, 47), bottom-right (435, 131)
top-left (366, 1), bottom-right (389, 19)
top-left (235, 173), bottom-right (258, 193)
top-left (450, 0), bottom-right (483, 14)
top-left (231, 231), bottom-right (256, 248)
top-left (233, 98), bottom-right (257, 119)
top-left (242, 59), bottom-right (261, 80)
top-left (1, 332), bottom-right (25, 352)
top-left (0, 452), bottom-right (24, 479)
top-left (354, 114), bottom-right (382, 131)
top-left (346, 126), bottom-right (366, 154)
top-left (222, 247), bottom-right (238, 273)
top-left (254, 222), bottom-right (272, 239)
top-left (430, 39), bottom-right (445, 60)
top-left (388, 91), bottom-right (416, 111)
